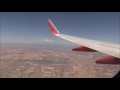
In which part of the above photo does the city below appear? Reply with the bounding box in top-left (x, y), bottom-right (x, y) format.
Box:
top-left (0, 43), bottom-right (120, 78)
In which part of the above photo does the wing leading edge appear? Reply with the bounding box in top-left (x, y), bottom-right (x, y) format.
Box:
top-left (47, 19), bottom-right (120, 64)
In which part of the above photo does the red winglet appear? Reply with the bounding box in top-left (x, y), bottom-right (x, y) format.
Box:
top-left (48, 19), bottom-right (60, 35)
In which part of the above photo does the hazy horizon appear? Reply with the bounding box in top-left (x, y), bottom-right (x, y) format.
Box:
top-left (1, 12), bottom-right (120, 45)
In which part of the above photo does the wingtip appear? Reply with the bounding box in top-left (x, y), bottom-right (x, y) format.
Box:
top-left (47, 18), bottom-right (51, 23)
top-left (47, 19), bottom-right (60, 35)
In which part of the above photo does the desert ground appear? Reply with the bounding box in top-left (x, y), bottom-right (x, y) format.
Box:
top-left (0, 44), bottom-right (120, 78)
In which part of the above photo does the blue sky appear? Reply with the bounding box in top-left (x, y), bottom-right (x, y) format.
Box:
top-left (1, 12), bottom-right (120, 45)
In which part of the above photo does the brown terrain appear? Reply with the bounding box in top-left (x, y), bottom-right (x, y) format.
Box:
top-left (0, 44), bottom-right (120, 78)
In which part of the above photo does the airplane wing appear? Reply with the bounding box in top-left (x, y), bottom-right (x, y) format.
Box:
top-left (47, 19), bottom-right (120, 64)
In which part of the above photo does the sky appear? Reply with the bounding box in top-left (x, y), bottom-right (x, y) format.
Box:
top-left (1, 12), bottom-right (120, 45)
